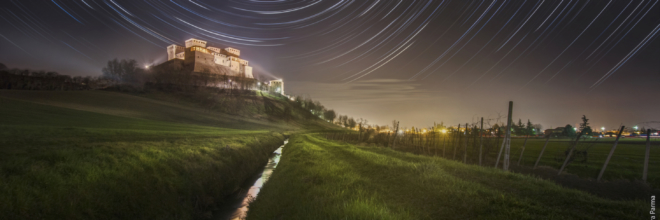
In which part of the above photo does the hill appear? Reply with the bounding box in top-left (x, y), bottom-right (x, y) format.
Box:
top-left (0, 89), bottom-right (337, 219)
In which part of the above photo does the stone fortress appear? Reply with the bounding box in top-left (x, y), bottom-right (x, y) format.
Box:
top-left (166, 38), bottom-right (253, 78)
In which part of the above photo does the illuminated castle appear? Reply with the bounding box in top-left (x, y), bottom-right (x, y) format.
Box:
top-left (165, 38), bottom-right (253, 78)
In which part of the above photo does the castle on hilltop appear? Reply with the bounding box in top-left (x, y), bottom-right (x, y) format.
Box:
top-left (163, 38), bottom-right (253, 78)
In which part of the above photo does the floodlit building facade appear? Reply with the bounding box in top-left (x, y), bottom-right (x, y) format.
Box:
top-left (268, 79), bottom-right (284, 95)
top-left (164, 38), bottom-right (253, 78)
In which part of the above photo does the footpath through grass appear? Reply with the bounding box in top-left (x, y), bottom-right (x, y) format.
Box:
top-left (247, 134), bottom-right (648, 220)
top-left (0, 94), bottom-right (289, 219)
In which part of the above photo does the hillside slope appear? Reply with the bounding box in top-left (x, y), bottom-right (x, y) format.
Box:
top-left (0, 90), bottom-right (335, 131)
top-left (0, 90), bottom-right (337, 219)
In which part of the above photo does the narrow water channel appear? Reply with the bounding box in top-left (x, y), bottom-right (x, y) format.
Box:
top-left (214, 139), bottom-right (288, 220)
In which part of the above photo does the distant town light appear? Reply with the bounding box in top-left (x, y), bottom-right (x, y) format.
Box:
top-left (601, 127), bottom-right (605, 131)
top-left (145, 65), bottom-right (149, 69)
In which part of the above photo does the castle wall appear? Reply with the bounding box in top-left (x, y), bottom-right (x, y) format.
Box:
top-left (165, 40), bottom-right (254, 79)
top-left (185, 39), bottom-right (207, 48)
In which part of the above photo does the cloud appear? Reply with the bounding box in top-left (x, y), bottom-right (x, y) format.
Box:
top-left (288, 79), bottom-right (440, 104)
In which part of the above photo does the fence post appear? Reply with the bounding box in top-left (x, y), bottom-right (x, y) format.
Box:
top-left (597, 126), bottom-right (625, 181)
top-left (391, 121), bottom-right (399, 149)
top-left (495, 129), bottom-right (506, 168)
top-left (517, 134), bottom-right (529, 166)
top-left (558, 131), bottom-right (585, 175)
top-left (643, 129), bottom-right (652, 182)
top-left (479, 117), bottom-right (483, 166)
top-left (503, 101), bottom-right (513, 171)
top-left (442, 132), bottom-right (446, 157)
top-left (454, 124), bottom-right (461, 160)
top-left (534, 136), bottom-right (551, 169)
top-left (464, 123), bottom-right (469, 163)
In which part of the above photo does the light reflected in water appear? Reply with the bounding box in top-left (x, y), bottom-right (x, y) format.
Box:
top-left (223, 139), bottom-right (287, 220)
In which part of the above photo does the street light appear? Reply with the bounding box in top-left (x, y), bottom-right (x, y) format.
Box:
top-left (634, 126), bottom-right (639, 130)
top-left (601, 127), bottom-right (605, 132)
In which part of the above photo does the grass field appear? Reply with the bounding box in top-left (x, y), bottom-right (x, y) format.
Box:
top-left (480, 137), bottom-right (660, 188)
top-left (247, 134), bottom-right (649, 220)
top-left (0, 90), bottom-right (323, 219)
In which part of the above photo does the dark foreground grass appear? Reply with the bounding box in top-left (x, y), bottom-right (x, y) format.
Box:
top-left (0, 97), bottom-right (287, 219)
top-left (247, 134), bottom-right (648, 220)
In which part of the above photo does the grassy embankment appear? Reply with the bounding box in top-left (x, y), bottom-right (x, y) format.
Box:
top-left (340, 132), bottom-right (659, 188)
top-left (247, 134), bottom-right (648, 220)
top-left (476, 138), bottom-right (659, 188)
top-left (0, 90), bottom-right (332, 219)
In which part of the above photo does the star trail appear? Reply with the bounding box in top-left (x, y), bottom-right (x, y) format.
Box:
top-left (0, 0), bottom-right (659, 128)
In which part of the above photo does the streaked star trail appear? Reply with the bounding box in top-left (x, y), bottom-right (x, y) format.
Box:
top-left (0, 0), bottom-right (659, 127)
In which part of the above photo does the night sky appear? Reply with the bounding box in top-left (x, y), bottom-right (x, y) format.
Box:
top-left (1, 0), bottom-right (659, 130)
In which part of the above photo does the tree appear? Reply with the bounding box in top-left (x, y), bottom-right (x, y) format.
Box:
top-left (533, 124), bottom-right (543, 134)
top-left (0, 63), bottom-right (6, 71)
top-left (563, 124), bottom-right (576, 137)
top-left (323, 109), bottom-right (337, 123)
top-left (347, 117), bottom-right (357, 129)
top-left (580, 115), bottom-right (592, 136)
top-left (102, 59), bottom-right (144, 83)
top-left (526, 119), bottom-right (534, 135)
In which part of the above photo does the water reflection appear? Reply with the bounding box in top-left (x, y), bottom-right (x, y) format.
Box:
top-left (215, 139), bottom-right (287, 220)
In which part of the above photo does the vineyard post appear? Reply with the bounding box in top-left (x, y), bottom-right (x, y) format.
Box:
top-left (391, 121), bottom-right (399, 149)
top-left (464, 123), bottom-right (468, 163)
top-left (442, 131), bottom-right (446, 157)
top-left (517, 134), bottom-right (529, 166)
top-left (597, 126), bottom-right (625, 181)
top-left (495, 128), bottom-right (506, 168)
top-left (558, 130), bottom-right (585, 175)
top-left (479, 117), bottom-right (483, 166)
top-left (503, 101), bottom-right (513, 171)
top-left (643, 129), bottom-right (652, 182)
top-left (534, 135), bottom-right (551, 169)
top-left (454, 124), bottom-right (461, 160)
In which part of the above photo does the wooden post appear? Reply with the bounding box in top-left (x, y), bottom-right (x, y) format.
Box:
top-left (479, 117), bottom-right (483, 166)
top-left (517, 134), bottom-right (529, 166)
top-left (454, 124), bottom-right (461, 160)
top-left (391, 121), bottom-right (399, 149)
top-left (503, 101), bottom-right (513, 171)
top-left (534, 136), bottom-right (551, 169)
top-left (442, 131), bottom-right (446, 157)
top-left (643, 129), bottom-right (652, 182)
top-left (558, 131), bottom-right (585, 175)
top-left (597, 126), bottom-right (625, 181)
top-left (464, 123), bottom-right (468, 163)
top-left (495, 128), bottom-right (506, 168)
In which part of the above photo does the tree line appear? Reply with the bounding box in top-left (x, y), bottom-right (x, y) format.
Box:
top-left (0, 62), bottom-right (113, 90)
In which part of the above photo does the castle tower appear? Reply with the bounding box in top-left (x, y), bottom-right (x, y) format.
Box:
top-left (167, 45), bottom-right (185, 61)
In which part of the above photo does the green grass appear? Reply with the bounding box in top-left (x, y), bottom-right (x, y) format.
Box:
top-left (0, 91), bottom-right (300, 219)
top-left (485, 138), bottom-right (659, 188)
top-left (247, 134), bottom-right (648, 220)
